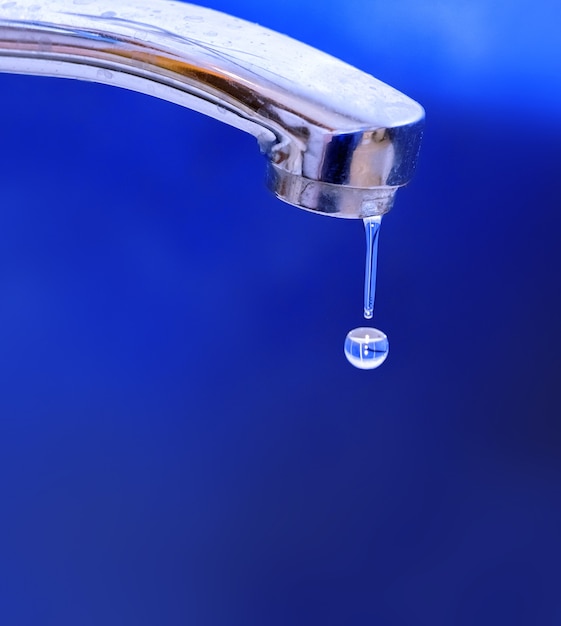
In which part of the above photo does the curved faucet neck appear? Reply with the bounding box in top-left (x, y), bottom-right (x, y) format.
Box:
top-left (0, 0), bottom-right (424, 218)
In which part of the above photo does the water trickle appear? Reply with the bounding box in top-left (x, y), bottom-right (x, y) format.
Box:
top-left (345, 216), bottom-right (389, 370)
top-left (363, 215), bottom-right (381, 320)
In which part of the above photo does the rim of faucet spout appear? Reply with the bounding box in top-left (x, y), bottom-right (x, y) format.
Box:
top-left (266, 163), bottom-right (399, 219)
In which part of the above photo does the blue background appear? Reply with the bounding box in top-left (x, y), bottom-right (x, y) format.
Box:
top-left (1, 0), bottom-right (560, 624)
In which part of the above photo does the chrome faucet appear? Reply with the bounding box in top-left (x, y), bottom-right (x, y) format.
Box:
top-left (0, 0), bottom-right (424, 218)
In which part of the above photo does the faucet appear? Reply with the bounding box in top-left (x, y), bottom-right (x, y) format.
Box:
top-left (0, 0), bottom-right (424, 218)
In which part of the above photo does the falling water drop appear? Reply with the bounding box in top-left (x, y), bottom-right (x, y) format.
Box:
top-left (344, 327), bottom-right (389, 370)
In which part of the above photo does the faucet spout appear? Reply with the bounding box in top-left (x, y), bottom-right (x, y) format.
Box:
top-left (0, 0), bottom-right (424, 218)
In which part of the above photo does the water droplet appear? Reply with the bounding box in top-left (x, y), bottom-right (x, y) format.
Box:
top-left (344, 327), bottom-right (389, 370)
top-left (363, 215), bottom-right (381, 319)
top-left (97, 68), bottom-right (113, 80)
top-left (37, 35), bottom-right (52, 52)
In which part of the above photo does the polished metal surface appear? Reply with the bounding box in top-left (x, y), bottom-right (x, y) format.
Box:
top-left (0, 0), bottom-right (424, 218)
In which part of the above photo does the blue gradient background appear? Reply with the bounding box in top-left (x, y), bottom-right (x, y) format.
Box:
top-left (1, 1), bottom-right (560, 624)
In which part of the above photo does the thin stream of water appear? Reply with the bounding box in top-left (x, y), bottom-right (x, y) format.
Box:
top-left (363, 215), bottom-right (381, 320)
